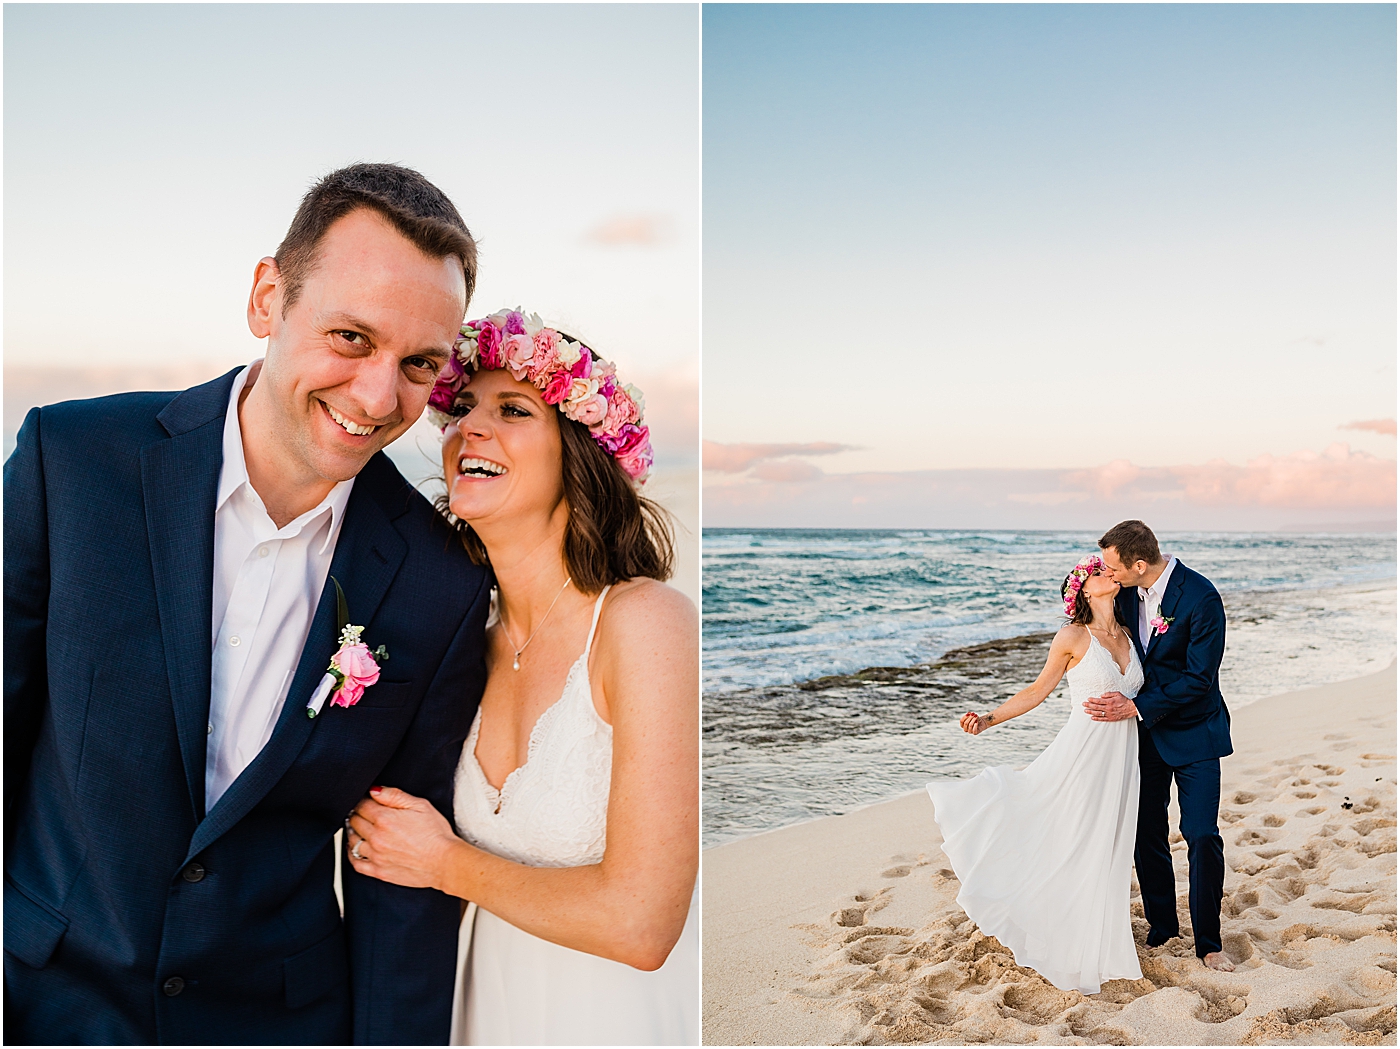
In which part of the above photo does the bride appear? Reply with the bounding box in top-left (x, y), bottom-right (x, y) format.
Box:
top-left (344, 310), bottom-right (698, 1044)
top-left (926, 554), bottom-right (1144, 995)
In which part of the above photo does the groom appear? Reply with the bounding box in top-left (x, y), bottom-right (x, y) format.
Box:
top-left (6, 164), bottom-right (491, 1043)
top-left (1083, 520), bottom-right (1234, 973)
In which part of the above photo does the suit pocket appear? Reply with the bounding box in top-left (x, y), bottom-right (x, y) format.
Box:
top-left (353, 678), bottom-right (413, 709)
top-left (284, 926), bottom-right (349, 1010)
top-left (4, 878), bottom-right (69, 970)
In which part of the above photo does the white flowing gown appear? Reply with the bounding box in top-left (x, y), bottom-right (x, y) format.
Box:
top-left (449, 588), bottom-right (699, 1045)
top-left (926, 634), bottom-right (1145, 994)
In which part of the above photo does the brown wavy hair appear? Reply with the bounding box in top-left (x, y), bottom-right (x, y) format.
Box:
top-left (436, 414), bottom-right (675, 593)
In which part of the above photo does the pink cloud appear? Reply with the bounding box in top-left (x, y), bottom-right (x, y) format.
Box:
top-left (1343, 418), bottom-right (1397, 437)
top-left (702, 440), bottom-right (851, 472)
top-left (705, 444), bottom-right (1397, 531)
top-left (1064, 443), bottom-right (1395, 509)
top-left (752, 458), bottom-right (825, 483)
top-left (584, 214), bottom-right (672, 246)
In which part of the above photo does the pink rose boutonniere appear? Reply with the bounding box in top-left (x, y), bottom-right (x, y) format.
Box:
top-left (1149, 614), bottom-right (1174, 636)
top-left (306, 578), bottom-right (389, 718)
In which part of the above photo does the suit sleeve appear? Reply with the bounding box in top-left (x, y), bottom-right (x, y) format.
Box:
top-left (343, 569), bottom-right (492, 1046)
top-left (4, 408), bottom-right (50, 839)
top-left (1131, 589), bottom-right (1226, 726)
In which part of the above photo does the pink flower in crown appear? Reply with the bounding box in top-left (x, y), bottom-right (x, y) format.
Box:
top-left (428, 353), bottom-right (468, 414)
top-left (570, 347), bottom-right (593, 380)
top-left (503, 310), bottom-right (527, 336)
top-left (504, 334), bottom-right (535, 381)
top-left (476, 322), bottom-right (505, 370)
top-left (591, 358), bottom-right (617, 381)
top-left (573, 393), bottom-right (609, 427)
top-left (529, 329), bottom-right (560, 383)
top-left (427, 381), bottom-right (458, 415)
top-left (608, 423), bottom-right (648, 458)
top-left (597, 375), bottom-right (617, 401)
top-left (598, 387), bottom-right (639, 437)
top-left (541, 369), bottom-right (573, 406)
top-left (616, 427), bottom-right (653, 480)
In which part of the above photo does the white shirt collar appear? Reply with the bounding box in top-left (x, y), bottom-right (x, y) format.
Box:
top-left (216, 363), bottom-right (354, 553)
top-left (1139, 555), bottom-right (1178, 601)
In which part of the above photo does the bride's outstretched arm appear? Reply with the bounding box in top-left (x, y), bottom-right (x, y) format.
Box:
top-left (962, 626), bottom-right (1082, 735)
top-left (347, 580), bottom-right (698, 972)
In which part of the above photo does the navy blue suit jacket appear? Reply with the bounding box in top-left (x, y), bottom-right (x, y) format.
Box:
top-left (1116, 561), bottom-right (1232, 767)
top-left (4, 369), bottom-right (491, 1045)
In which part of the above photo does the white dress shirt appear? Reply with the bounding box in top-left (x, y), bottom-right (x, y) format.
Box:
top-left (1137, 556), bottom-right (1178, 651)
top-left (206, 365), bottom-right (354, 809)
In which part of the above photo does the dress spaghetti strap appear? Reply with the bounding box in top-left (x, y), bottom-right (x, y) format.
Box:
top-left (582, 585), bottom-right (613, 659)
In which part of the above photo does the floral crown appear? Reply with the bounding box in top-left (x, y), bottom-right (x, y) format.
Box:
top-left (426, 308), bottom-right (652, 483)
top-left (1061, 554), bottom-right (1104, 618)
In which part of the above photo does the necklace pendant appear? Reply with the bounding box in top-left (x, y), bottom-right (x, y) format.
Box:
top-left (512, 656), bottom-right (521, 671)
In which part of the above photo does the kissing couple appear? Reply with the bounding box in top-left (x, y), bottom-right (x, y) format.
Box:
top-left (927, 520), bottom-right (1235, 993)
top-left (6, 164), bottom-right (699, 1045)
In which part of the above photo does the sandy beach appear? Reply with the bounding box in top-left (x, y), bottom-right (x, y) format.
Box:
top-left (703, 664), bottom-right (1397, 1045)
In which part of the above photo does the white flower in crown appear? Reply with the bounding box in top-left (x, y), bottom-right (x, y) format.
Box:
top-left (556, 338), bottom-right (583, 368)
top-left (455, 338), bottom-right (479, 370)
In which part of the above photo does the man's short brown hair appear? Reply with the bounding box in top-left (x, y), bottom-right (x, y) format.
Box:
top-left (1098, 520), bottom-right (1162, 567)
top-left (274, 163), bottom-right (477, 313)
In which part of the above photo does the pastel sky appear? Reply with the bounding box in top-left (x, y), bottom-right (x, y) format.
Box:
top-left (704, 4), bottom-right (1395, 525)
top-left (4, 3), bottom-right (699, 464)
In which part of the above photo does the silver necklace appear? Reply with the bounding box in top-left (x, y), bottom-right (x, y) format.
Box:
top-left (1091, 620), bottom-right (1121, 641)
top-left (499, 576), bottom-right (572, 671)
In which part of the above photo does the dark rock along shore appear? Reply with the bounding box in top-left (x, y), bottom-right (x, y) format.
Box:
top-left (703, 632), bottom-right (1064, 750)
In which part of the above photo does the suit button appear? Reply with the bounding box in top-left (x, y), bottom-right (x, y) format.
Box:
top-left (162, 976), bottom-right (185, 996)
top-left (182, 862), bottom-right (206, 883)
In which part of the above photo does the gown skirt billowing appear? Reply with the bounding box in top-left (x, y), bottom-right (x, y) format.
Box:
top-left (926, 636), bottom-right (1145, 994)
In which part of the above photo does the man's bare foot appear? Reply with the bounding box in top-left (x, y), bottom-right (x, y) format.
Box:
top-left (1203, 951), bottom-right (1235, 972)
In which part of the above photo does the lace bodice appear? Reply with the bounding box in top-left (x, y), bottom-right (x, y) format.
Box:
top-left (452, 587), bottom-right (613, 868)
top-left (1066, 631), bottom-right (1144, 705)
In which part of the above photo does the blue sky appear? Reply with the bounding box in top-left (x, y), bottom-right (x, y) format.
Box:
top-left (704, 4), bottom-right (1396, 492)
top-left (5, 3), bottom-right (698, 380)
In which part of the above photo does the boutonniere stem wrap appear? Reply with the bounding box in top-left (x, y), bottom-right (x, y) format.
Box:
top-left (307, 577), bottom-right (388, 718)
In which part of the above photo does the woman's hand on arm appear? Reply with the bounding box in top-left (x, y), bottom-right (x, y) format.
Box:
top-left (346, 787), bottom-right (462, 890)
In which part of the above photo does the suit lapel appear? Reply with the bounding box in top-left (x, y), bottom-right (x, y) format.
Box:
top-left (1145, 565), bottom-right (1185, 659)
top-left (141, 371), bottom-right (242, 822)
top-left (1119, 586), bottom-right (1146, 661)
top-left (186, 456), bottom-right (408, 862)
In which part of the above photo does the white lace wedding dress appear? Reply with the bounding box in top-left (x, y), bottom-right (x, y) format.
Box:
top-left (448, 587), bottom-right (699, 1045)
top-left (926, 633), bottom-right (1145, 994)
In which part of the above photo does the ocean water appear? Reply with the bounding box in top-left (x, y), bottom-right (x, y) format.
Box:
top-left (702, 530), bottom-right (1396, 846)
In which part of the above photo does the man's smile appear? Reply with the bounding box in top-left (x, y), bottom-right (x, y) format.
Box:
top-left (321, 399), bottom-right (379, 437)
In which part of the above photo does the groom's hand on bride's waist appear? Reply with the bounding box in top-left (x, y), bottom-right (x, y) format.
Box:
top-left (1084, 692), bottom-right (1138, 722)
